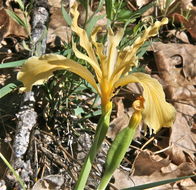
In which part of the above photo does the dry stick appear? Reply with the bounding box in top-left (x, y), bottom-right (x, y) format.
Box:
top-left (12, 0), bottom-right (49, 188)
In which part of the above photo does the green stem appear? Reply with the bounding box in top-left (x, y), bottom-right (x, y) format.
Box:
top-left (74, 106), bottom-right (112, 190)
top-left (0, 152), bottom-right (26, 190)
top-left (98, 111), bottom-right (142, 190)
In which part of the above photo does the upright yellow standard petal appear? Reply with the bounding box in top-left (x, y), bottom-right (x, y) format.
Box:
top-left (70, 3), bottom-right (98, 64)
top-left (91, 26), bottom-right (107, 77)
top-left (17, 54), bottom-right (99, 93)
top-left (106, 28), bottom-right (124, 78)
top-left (114, 72), bottom-right (176, 132)
top-left (114, 18), bottom-right (168, 77)
top-left (72, 42), bottom-right (102, 81)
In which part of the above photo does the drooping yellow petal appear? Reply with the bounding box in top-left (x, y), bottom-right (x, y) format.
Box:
top-left (114, 18), bottom-right (168, 77)
top-left (70, 3), bottom-right (98, 65)
top-left (114, 72), bottom-right (176, 132)
top-left (17, 54), bottom-right (99, 93)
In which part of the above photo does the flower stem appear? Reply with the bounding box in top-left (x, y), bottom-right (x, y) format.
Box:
top-left (98, 111), bottom-right (142, 190)
top-left (74, 104), bottom-right (112, 190)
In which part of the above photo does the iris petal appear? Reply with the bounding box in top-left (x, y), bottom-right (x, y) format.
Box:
top-left (17, 54), bottom-right (99, 93)
top-left (106, 28), bottom-right (124, 78)
top-left (114, 18), bottom-right (168, 77)
top-left (91, 26), bottom-right (107, 75)
top-left (70, 3), bottom-right (98, 65)
top-left (114, 72), bottom-right (176, 132)
top-left (72, 42), bottom-right (102, 81)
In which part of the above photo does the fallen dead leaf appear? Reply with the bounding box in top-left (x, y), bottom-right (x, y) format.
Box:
top-left (167, 109), bottom-right (196, 165)
top-left (0, 7), bottom-right (10, 42)
top-left (180, 0), bottom-right (193, 10)
top-left (107, 97), bottom-right (130, 140)
top-left (172, 10), bottom-right (196, 40)
top-left (107, 83), bottom-right (142, 140)
top-left (48, 0), bottom-right (65, 8)
top-left (2, 6), bottom-right (28, 39)
top-left (32, 175), bottom-right (64, 190)
top-left (112, 162), bottom-right (195, 189)
top-left (153, 42), bottom-right (196, 166)
top-left (132, 150), bottom-right (170, 176)
top-left (113, 169), bottom-right (173, 189)
top-left (167, 29), bottom-right (190, 43)
top-left (153, 42), bottom-right (196, 98)
top-left (48, 7), bottom-right (72, 44)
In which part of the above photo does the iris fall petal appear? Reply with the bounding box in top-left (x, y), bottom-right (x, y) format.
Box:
top-left (114, 72), bottom-right (176, 132)
top-left (17, 54), bottom-right (99, 93)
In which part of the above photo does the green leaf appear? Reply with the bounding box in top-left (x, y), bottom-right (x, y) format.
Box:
top-left (14, 0), bottom-right (25, 10)
top-left (0, 59), bottom-right (25, 69)
top-left (61, 4), bottom-right (72, 26)
top-left (5, 9), bottom-right (26, 27)
top-left (122, 175), bottom-right (196, 190)
top-left (74, 106), bottom-right (84, 116)
top-left (22, 40), bottom-right (31, 51)
top-left (0, 152), bottom-right (26, 189)
top-left (118, 9), bottom-right (133, 20)
top-left (85, 14), bottom-right (105, 36)
top-left (0, 83), bottom-right (17, 99)
top-left (137, 41), bottom-right (151, 58)
top-left (134, 1), bottom-right (155, 16)
top-left (105, 0), bottom-right (114, 20)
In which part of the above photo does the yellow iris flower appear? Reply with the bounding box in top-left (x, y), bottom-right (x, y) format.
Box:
top-left (17, 3), bottom-right (175, 132)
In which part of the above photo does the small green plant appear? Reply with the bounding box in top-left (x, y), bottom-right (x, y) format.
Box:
top-left (3, 1), bottom-right (194, 190)
top-left (16, 2), bottom-right (176, 189)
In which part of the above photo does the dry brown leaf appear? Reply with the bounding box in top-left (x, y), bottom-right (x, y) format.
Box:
top-left (172, 11), bottom-right (196, 40)
top-left (48, 7), bottom-right (72, 44)
top-left (180, 0), bottom-right (193, 10)
top-left (0, 7), bottom-right (10, 41)
top-left (107, 97), bottom-right (130, 140)
top-left (167, 30), bottom-right (190, 43)
top-left (112, 162), bottom-right (195, 189)
top-left (32, 175), bottom-right (64, 190)
top-left (0, 7), bottom-right (28, 41)
top-left (167, 109), bottom-right (196, 165)
top-left (153, 42), bottom-right (196, 98)
top-left (48, 0), bottom-right (64, 8)
top-left (113, 169), bottom-right (173, 189)
top-left (132, 150), bottom-right (170, 176)
top-left (107, 83), bottom-right (142, 139)
top-left (153, 42), bottom-right (196, 166)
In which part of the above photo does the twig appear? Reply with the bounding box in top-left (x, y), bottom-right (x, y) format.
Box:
top-left (12, 0), bottom-right (49, 188)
